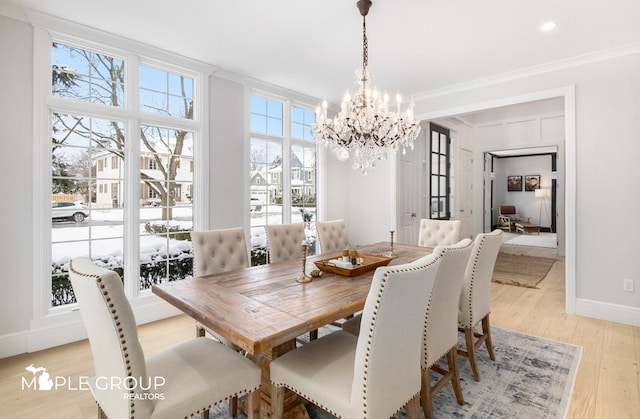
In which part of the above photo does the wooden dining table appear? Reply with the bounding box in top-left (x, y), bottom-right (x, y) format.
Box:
top-left (152, 241), bottom-right (431, 418)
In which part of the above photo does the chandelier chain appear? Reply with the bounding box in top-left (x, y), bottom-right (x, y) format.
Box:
top-left (362, 16), bottom-right (368, 75)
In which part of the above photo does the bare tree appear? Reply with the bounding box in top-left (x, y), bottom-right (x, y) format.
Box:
top-left (52, 43), bottom-right (191, 220)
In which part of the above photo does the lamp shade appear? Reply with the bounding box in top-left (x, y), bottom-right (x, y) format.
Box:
top-left (535, 188), bottom-right (550, 198)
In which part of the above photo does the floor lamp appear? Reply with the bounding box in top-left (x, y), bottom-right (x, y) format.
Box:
top-left (535, 188), bottom-right (551, 232)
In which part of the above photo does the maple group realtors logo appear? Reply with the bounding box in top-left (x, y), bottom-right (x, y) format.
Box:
top-left (21, 364), bottom-right (165, 400)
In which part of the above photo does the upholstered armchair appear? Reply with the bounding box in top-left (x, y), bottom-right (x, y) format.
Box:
top-left (316, 219), bottom-right (349, 254)
top-left (68, 257), bottom-right (261, 419)
top-left (270, 252), bottom-right (443, 419)
top-left (497, 206), bottom-right (529, 231)
top-left (458, 229), bottom-right (503, 381)
top-left (418, 219), bottom-right (461, 247)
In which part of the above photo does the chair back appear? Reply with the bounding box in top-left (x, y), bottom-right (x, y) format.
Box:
top-left (316, 219), bottom-right (349, 254)
top-left (423, 239), bottom-right (473, 368)
top-left (418, 219), bottom-right (461, 247)
top-left (350, 252), bottom-right (442, 418)
top-left (265, 223), bottom-right (306, 263)
top-left (459, 229), bottom-right (503, 328)
top-left (191, 228), bottom-right (249, 277)
top-left (69, 257), bottom-right (153, 419)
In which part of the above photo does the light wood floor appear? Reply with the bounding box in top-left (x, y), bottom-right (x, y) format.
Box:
top-left (1, 247), bottom-right (639, 418)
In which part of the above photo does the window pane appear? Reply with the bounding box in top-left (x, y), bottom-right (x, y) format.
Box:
top-left (250, 137), bottom-right (283, 264)
top-left (251, 114), bottom-right (267, 133)
top-left (140, 65), bottom-right (194, 119)
top-left (139, 126), bottom-right (194, 289)
top-left (291, 106), bottom-right (316, 141)
top-left (291, 144), bottom-right (317, 254)
top-left (51, 114), bottom-right (125, 307)
top-left (267, 100), bottom-right (283, 119)
top-left (251, 95), bottom-right (283, 136)
top-left (267, 117), bottom-right (283, 136)
top-left (52, 43), bottom-right (124, 107)
top-left (250, 95), bottom-right (267, 115)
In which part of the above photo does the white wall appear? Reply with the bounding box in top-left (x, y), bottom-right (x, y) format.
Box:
top-left (410, 52), bottom-right (640, 325)
top-left (493, 155), bottom-right (554, 228)
top-left (209, 76), bottom-right (246, 229)
top-left (0, 14), bottom-right (34, 339)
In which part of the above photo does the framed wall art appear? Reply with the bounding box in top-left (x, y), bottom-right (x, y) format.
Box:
top-left (525, 175), bottom-right (541, 191)
top-left (507, 175), bottom-right (522, 192)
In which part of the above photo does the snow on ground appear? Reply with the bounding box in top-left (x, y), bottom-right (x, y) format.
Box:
top-left (52, 205), bottom-right (316, 264)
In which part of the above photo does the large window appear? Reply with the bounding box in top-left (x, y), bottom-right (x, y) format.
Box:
top-left (249, 95), bottom-right (317, 265)
top-left (47, 40), bottom-right (202, 308)
top-left (429, 123), bottom-right (451, 219)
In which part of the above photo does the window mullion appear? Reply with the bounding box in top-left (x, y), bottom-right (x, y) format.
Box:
top-left (124, 53), bottom-right (140, 298)
top-left (282, 101), bottom-right (292, 223)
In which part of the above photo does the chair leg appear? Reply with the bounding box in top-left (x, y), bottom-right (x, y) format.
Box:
top-left (405, 394), bottom-right (421, 419)
top-left (271, 385), bottom-right (285, 419)
top-left (482, 314), bottom-right (495, 361)
top-left (421, 368), bottom-right (434, 419)
top-left (196, 324), bottom-right (205, 337)
top-left (309, 329), bottom-right (318, 341)
top-left (448, 348), bottom-right (464, 405)
top-left (246, 388), bottom-right (261, 419)
top-left (229, 395), bottom-right (238, 417)
top-left (464, 326), bottom-right (481, 381)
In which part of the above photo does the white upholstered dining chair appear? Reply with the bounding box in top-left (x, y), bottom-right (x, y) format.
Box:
top-left (270, 252), bottom-right (443, 419)
top-left (316, 219), bottom-right (349, 254)
top-left (458, 229), bottom-right (503, 381)
top-left (417, 218), bottom-right (461, 247)
top-left (68, 257), bottom-right (261, 419)
top-left (191, 227), bottom-right (250, 416)
top-left (340, 239), bottom-right (473, 418)
top-left (420, 239), bottom-right (473, 419)
top-left (265, 223), bottom-right (306, 263)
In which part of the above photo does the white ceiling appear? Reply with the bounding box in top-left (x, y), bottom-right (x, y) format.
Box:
top-left (4, 0), bottom-right (640, 104)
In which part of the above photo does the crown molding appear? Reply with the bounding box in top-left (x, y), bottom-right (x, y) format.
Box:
top-left (413, 42), bottom-right (640, 102)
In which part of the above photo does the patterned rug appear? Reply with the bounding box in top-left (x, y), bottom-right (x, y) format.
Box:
top-left (205, 326), bottom-right (581, 419)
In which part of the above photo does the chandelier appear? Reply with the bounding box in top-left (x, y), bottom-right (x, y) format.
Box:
top-left (311, 0), bottom-right (421, 174)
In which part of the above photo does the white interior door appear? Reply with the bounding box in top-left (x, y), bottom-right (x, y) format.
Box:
top-left (458, 149), bottom-right (473, 238)
top-left (397, 141), bottom-right (421, 245)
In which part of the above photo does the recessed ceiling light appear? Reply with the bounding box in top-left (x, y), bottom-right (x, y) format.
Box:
top-left (541, 21), bottom-right (556, 31)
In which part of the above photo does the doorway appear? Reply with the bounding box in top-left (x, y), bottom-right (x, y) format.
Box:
top-left (399, 86), bottom-right (576, 314)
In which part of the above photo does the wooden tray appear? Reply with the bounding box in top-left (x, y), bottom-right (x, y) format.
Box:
top-left (314, 253), bottom-right (393, 277)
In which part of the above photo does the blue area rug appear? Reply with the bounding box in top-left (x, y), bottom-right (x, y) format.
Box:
top-left (206, 326), bottom-right (581, 418)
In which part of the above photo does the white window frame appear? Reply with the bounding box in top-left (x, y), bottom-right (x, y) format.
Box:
top-left (31, 16), bottom-right (212, 331)
top-left (246, 87), bottom-right (322, 261)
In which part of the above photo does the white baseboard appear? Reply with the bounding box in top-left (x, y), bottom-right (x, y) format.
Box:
top-left (1, 295), bottom-right (182, 359)
top-left (0, 330), bottom-right (30, 360)
top-left (575, 298), bottom-right (640, 327)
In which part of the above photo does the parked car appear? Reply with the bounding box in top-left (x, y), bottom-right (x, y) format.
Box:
top-left (250, 197), bottom-right (263, 212)
top-left (52, 201), bottom-right (89, 222)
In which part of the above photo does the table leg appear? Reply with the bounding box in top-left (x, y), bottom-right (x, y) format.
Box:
top-left (241, 340), bottom-right (310, 418)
